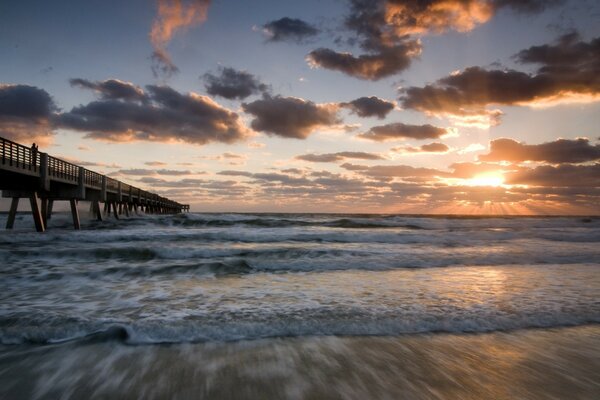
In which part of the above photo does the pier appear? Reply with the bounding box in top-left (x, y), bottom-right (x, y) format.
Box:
top-left (0, 136), bottom-right (189, 232)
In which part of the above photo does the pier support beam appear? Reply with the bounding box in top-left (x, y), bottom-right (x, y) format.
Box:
top-left (6, 197), bottom-right (19, 229)
top-left (93, 201), bottom-right (103, 221)
top-left (70, 199), bottom-right (80, 230)
top-left (41, 198), bottom-right (48, 227)
top-left (112, 202), bottom-right (119, 219)
top-left (29, 193), bottom-right (45, 232)
top-left (47, 200), bottom-right (54, 221)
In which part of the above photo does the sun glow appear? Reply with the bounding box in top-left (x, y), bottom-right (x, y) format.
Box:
top-left (464, 173), bottom-right (505, 187)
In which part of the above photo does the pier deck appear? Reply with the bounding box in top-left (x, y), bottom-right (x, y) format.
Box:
top-left (0, 136), bottom-right (189, 232)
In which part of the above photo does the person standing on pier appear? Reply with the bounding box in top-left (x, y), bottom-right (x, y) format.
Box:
top-left (30, 142), bottom-right (38, 167)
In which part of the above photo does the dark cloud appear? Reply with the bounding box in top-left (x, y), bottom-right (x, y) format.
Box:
top-left (346, 0), bottom-right (563, 41)
top-left (506, 163), bottom-right (600, 188)
top-left (242, 95), bottom-right (340, 139)
top-left (480, 137), bottom-right (600, 164)
top-left (340, 96), bottom-right (395, 118)
top-left (0, 83), bottom-right (57, 145)
top-left (60, 82), bottom-right (249, 145)
top-left (400, 34), bottom-right (600, 126)
top-left (358, 122), bottom-right (448, 141)
top-left (70, 78), bottom-right (146, 101)
top-left (394, 142), bottom-right (450, 153)
top-left (296, 151), bottom-right (384, 163)
top-left (308, 0), bottom-right (560, 81)
top-left (307, 42), bottom-right (421, 81)
top-left (262, 17), bottom-right (319, 43)
top-left (203, 67), bottom-right (268, 100)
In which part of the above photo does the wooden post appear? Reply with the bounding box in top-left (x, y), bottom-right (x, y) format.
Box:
top-left (47, 200), bottom-right (54, 220)
top-left (29, 192), bottom-right (45, 232)
top-left (6, 197), bottom-right (19, 229)
top-left (112, 202), bottom-right (119, 219)
top-left (124, 203), bottom-right (130, 217)
top-left (94, 201), bottom-right (103, 221)
top-left (41, 198), bottom-right (48, 227)
top-left (70, 199), bottom-right (80, 230)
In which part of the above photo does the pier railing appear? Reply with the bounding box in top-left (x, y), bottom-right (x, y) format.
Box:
top-left (0, 135), bottom-right (188, 210)
top-left (1, 136), bottom-right (40, 172)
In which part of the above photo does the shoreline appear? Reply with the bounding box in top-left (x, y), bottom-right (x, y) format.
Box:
top-left (2, 325), bottom-right (599, 399)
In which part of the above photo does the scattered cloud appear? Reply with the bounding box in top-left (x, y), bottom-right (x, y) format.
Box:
top-left (145, 161), bottom-right (168, 167)
top-left (296, 151), bottom-right (384, 163)
top-left (69, 78), bottom-right (145, 101)
top-left (203, 67), bottom-right (268, 100)
top-left (340, 96), bottom-right (395, 118)
top-left (480, 137), bottom-right (600, 164)
top-left (400, 33), bottom-right (600, 128)
top-left (393, 142), bottom-right (450, 154)
top-left (307, 42), bottom-right (421, 81)
top-left (61, 81), bottom-right (250, 145)
top-left (115, 168), bottom-right (193, 176)
top-left (150, 0), bottom-right (211, 78)
top-left (506, 163), bottom-right (600, 187)
top-left (242, 95), bottom-right (340, 139)
top-left (262, 17), bottom-right (319, 43)
top-left (0, 84), bottom-right (57, 146)
top-left (358, 122), bottom-right (448, 141)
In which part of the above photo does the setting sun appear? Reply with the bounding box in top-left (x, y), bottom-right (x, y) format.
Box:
top-left (464, 173), bottom-right (506, 187)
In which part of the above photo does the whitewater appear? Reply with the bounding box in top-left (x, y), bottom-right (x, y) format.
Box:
top-left (0, 213), bottom-right (599, 399)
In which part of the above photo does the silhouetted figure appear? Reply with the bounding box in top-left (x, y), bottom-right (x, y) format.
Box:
top-left (31, 143), bottom-right (38, 167)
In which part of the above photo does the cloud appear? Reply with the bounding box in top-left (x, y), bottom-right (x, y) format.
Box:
top-left (347, 0), bottom-right (562, 41)
top-left (480, 137), bottom-right (600, 164)
top-left (262, 17), bottom-right (319, 43)
top-left (307, 42), bottom-right (421, 81)
top-left (202, 67), bottom-right (268, 100)
top-left (307, 0), bottom-right (560, 81)
top-left (61, 81), bottom-right (249, 145)
top-left (242, 95), bottom-right (340, 139)
top-left (400, 33), bottom-right (600, 128)
top-left (393, 142), bottom-right (450, 153)
top-left (506, 163), bottom-right (600, 187)
top-left (145, 161), bottom-right (168, 167)
top-left (150, 0), bottom-right (211, 78)
top-left (296, 151), bottom-right (384, 163)
top-left (0, 83), bottom-right (57, 146)
top-left (69, 79), bottom-right (145, 101)
top-left (341, 163), bottom-right (447, 179)
top-left (358, 122), bottom-right (448, 141)
top-left (340, 96), bottom-right (395, 118)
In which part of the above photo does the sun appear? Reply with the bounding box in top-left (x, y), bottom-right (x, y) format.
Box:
top-left (464, 173), bottom-right (506, 187)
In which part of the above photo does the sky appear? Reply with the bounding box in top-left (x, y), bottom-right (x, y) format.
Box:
top-left (1, 0), bottom-right (599, 214)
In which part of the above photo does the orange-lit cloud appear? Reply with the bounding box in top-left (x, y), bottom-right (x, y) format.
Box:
top-left (150, 0), bottom-right (211, 77)
top-left (384, 0), bottom-right (494, 36)
top-left (480, 138), bottom-right (600, 164)
top-left (242, 95), bottom-right (341, 139)
top-left (400, 34), bottom-right (600, 128)
top-left (61, 80), bottom-right (250, 145)
top-left (0, 84), bottom-right (57, 147)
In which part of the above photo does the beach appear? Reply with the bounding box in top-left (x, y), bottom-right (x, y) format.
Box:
top-left (0, 213), bottom-right (599, 398)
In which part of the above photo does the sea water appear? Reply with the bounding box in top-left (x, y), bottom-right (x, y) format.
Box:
top-left (0, 213), bottom-right (599, 398)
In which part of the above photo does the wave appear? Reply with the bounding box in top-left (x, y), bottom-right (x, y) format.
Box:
top-left (2, 315), bottom-right (598, 345)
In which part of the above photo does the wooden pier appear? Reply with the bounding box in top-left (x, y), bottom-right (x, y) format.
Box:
top-left (0, 136), bottom-right (189, 232)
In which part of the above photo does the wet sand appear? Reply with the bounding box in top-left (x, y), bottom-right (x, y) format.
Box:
top-left (1, 325), bottom-right (599, 399)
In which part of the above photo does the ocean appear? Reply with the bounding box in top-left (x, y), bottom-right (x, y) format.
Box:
top-left (0, 213), bottom-right (599, 399)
